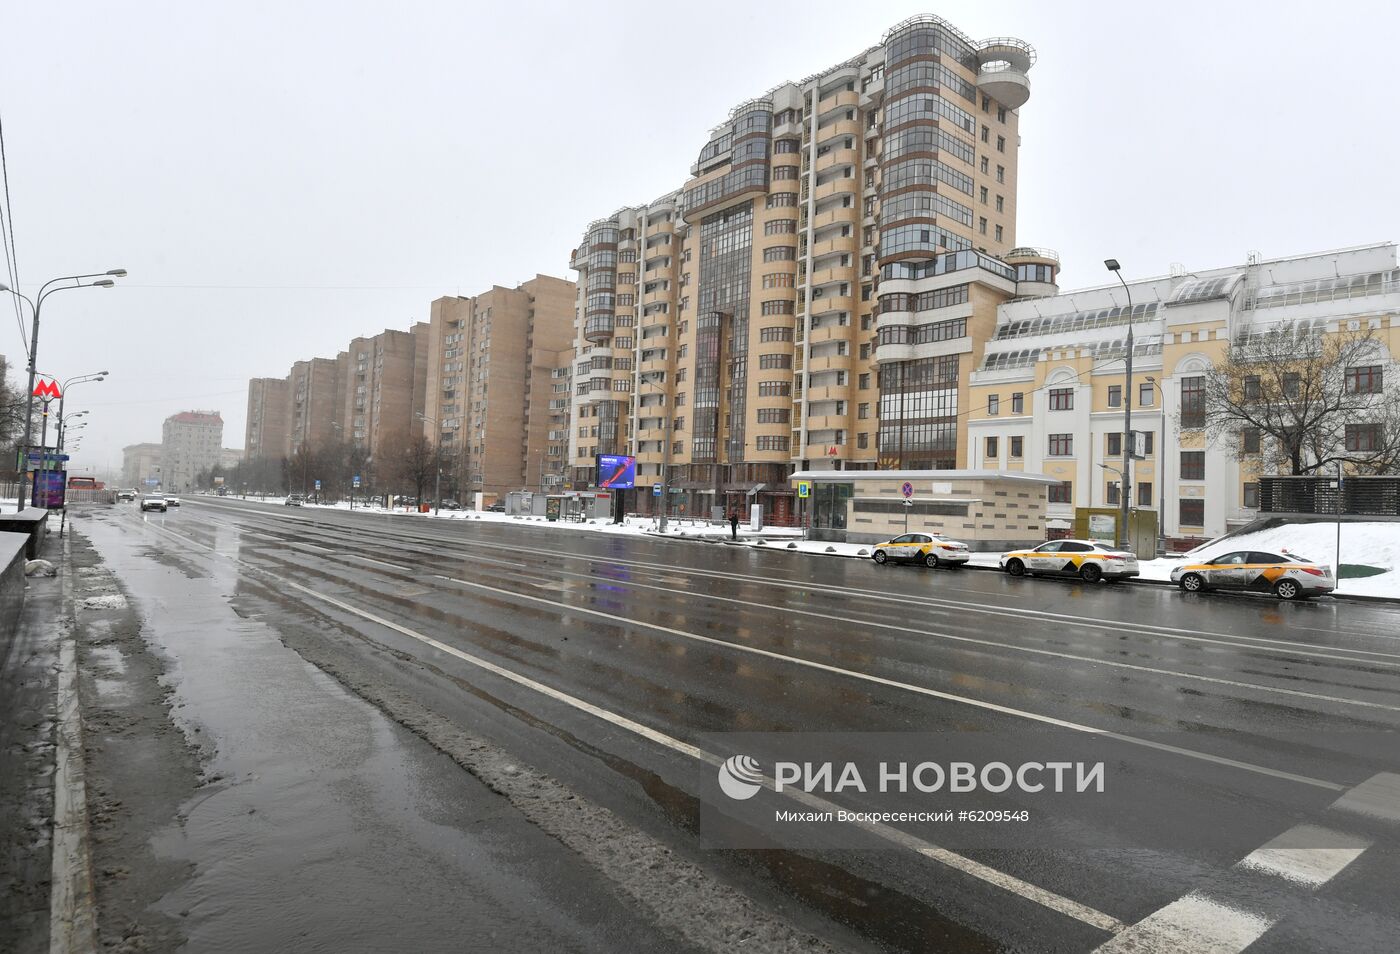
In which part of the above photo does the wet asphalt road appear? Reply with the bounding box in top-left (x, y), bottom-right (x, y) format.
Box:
top-left (83, 498), bottom-right (1400, 953)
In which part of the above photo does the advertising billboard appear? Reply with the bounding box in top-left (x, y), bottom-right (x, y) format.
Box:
top-left (596, 454), bottom-right (636, 490)
top-left (31, 469), bottom-right (67, 509)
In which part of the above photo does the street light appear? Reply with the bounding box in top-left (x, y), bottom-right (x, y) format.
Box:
top-left (639, 372), bottom-right (674, 533)
top-left (0, 270), bottom-right (126, 511)
top-left (1145, 376), bottom-right (1168, 556)
top-left (1104, 259), bottom-right (1134, 551)
top-left (414, 412), bottom-right (442, 514)
top-left (51, 371), bottom-right (108, 452)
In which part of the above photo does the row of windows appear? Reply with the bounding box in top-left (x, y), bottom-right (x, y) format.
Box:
top-left (755, 435), bottom-right (790, 451)
top-left (760, 299), bottom-right (795, 315)
top-left (756, 407), bottom-right (790, 424)
top-left (883, 94), bottom-right (976, 135)
top-left (885, 60), bottom-right (976, 102)
top-left (758, 353), bottom-right (792, 369)
top-left (762, 245), bottom-right (797, 262)
top-left (879, 283), bottom-right (969, 314)
top-left (876, 317), bottom-right (967, 347)
top-left (765, 218), bottom-right (797, 235)
top-left (879, 223), bottom-right (971, 256)
top-left (882, 157), bottom-right (974, 196)
top-left (759, 326), bottom-right (793, 342)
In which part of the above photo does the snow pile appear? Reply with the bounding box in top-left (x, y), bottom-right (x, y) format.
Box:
top-left (1137, 521), bottom-right (1400, 597)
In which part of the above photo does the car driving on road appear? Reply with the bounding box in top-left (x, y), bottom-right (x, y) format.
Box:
top-left (870, 532), bottom-right (970, 568)
top-left (1171, 550), bottom-right (1334, 600)
top-left (139, 493), bottom-right (167, 513)
top-left (164, 493), bottom-right (181, 507)
top-left (284, 494), bottom-right (305, 507)
top-left (999, 539), bottom-right (1139, 582)
top-left (116, 488), bottom-right (137, 502)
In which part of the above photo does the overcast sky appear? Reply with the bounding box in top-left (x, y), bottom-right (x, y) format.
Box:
top-left (3, 0), bottom-right (1396, 473)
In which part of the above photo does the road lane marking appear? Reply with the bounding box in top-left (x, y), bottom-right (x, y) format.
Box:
top-left (1235, 824), bottom-right (1369, 887)
top-left (1092, 893), bottom-right (1271, 953)
top-left (1328, 772), bottom-right (1400, 823)
top-left (243, 514), bottom-right (1400, 666)
top-left (417, 572), bottom-right (1345, 792)
top-left (509, 564), bottom-right (1400, 713)
top-left (135, 517), bottom-right (1128, 933)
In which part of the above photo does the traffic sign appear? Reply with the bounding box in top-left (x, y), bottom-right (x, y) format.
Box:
top-left (901, 481), bottom-right (914, 499)
top-left (26, 452), bottom-right (69, 462)
top-left (353, 475), bottom-right (361, 488)
top-left (796, 480), bottom-right (812, 499)
top-left (652, 483), bottom-right (662, 497)
top-left (314, 479), bottom-right (322, 491)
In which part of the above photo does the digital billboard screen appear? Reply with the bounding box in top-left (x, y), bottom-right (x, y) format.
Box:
top-left (596, 454), bottom-right (636, 490)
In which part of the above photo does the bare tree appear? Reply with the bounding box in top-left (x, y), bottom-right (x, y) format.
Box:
top-left (1199, 323), bottom-right (1400, 475)
top-left (384, 433), bottom-right (436, 501)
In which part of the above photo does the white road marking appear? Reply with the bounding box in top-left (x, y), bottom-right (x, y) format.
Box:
top-left (136, 518), bottom-right (1127, 933)
top-left (511, 563), bottom-right (1400, 713)
top-left (1235, 824), bottom-right (1369, 887)
top-left (1092, 893), bottom-right (1271, 953)
top-left (1329, 772), bottom-right (1400, 824)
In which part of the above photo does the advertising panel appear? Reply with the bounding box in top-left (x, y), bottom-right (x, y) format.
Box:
top-left (596, 454), bottom-right (636, 490)
top-left (31, 469), bottom-right (67, 509)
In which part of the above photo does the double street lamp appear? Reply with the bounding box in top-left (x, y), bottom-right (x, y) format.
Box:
top-left (1, 270), bottom-right (125, 511)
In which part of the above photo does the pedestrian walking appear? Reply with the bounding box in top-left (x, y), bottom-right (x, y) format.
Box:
top-left (729, 510), bottom-right (739, 540)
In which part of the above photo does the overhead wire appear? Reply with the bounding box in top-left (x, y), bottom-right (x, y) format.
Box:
top-left (0, 106), bottom-right (25, 359)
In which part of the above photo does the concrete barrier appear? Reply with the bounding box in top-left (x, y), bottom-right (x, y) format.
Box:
top-left (0, 531), bottom-right (27, 634)
top-left (0, 509), bottom-right (49, 559)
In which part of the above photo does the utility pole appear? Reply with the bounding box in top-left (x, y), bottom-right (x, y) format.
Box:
top-left (1105, 259), bottom-right (1134, 552)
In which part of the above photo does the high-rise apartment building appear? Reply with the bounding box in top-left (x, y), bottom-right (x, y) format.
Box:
top-left (121, 442), bottom-right (163, 488)
top-left (289, 357), bottom-right (343, 455)
top-left (244, 377), bottom-right (290, 460)
top-left (161, 411), bottom-right (224, 491)
top-left (422, 275), bottom-right (576, 499)
top-left (341, 324), bottom-right (429, 457)
top-left (569, 14), bottom-right (1045, 520)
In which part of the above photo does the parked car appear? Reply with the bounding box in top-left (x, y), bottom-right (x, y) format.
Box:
top-left (140, 493), bottom-right (167, 513)
top-left (440, 500), bottom-right (462, 511)
top-left (485, 502), bottom-right (506, 513)
top-left (870, 532), bottom-right (970, 568)
top-left (999, 540), bottom-right (1139, 582)
top-left (116, 489), bottom-right (137, 502)
top-left (285, 494), bottom-right (306, 507)
top-left (1171, 550), bottom-right (1334, 600)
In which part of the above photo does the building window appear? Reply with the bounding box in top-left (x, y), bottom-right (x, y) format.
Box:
top-left (981, 125), bottom-right (990, 143)
top-left (1011, 392), bottom-right (1024, 414)
top-left (996, 135), bottom-right (1005, 153)
top-left (859, 373), bottom-right (871, 390)
top-left (979, 186), bottom-right (988, 204)
top-left (758, 353), bottom-right (792, 369)
top-left (1180, 451), bottom-right (1205, 480)
top-left (1139, 382), bottom-right (1155, 407)
top-left (764, 219), bottom-right (798, 235)
top-left (761, 272), bottom-right (795, 288)
top-left (1242, 427), bottom-right (1261, 454)
top-left (978, 217), bottom-right (988, 235)
top-left (988, 394), bottom-right (1000, 415)
top-left (1009, 436), bottom-right (1023, 458)
top-left (995, 194), bottom-right (1004, 213)
top-left (763, 245), bottom-right (796, 262)
top-left (996, 164), bottom-right (1005, 183)
top-left (1179, 499), bottom-right (1205, 527)
top-left (1345, 365), bottom-right (1383, 394)
top-left (1107, 432), bottom-right (1122, 457)
top-left (1048, 388), bottom-right (1074, 411)
top-left (997, 106), bottom-right (1007, 122)
top-left (1106, 481), bottom-right (1121, 506)
top-left (756, 408), bottom-right (790, 424)
top-left (1048, 481), bottom-right (1072, 503)
top-left (1283, 371), bottom-right (1301, 399)
top-left (1108, 385), bottom-right (1122, 408)
top-left (985, 436), bottom-right (998, 459)
top-left (980, 156), bottom-right (989, 174)
top-left (858, 402), bottom-right (870, 420)
top-left (1346, 423), bottom-right (1383, 451)
top-left (857, 432), bottom-right (869, 449)
top-left (1180, 375), bottom-right (1205, 428)
top-left (994, 225), bottom-right (1003, 242)
top-left (1138, 482), bottom-right (1153, 506)
top-left (1243, 482), bottom-right (1260, 508)
top-left (1243, 375), bottom-right (1261, 401)
top-left (1048, 433), bottom-right (1073, 456)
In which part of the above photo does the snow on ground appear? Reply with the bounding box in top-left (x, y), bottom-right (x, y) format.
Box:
top-left (1136, 521), bottom-right (1400, 597)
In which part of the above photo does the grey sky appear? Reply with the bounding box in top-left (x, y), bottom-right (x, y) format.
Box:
top-left (3, 0), bottom-right (1396, 473)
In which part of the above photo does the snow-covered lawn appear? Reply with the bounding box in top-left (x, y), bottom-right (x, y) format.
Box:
top-left (1135, 521), bottom-right (1400, 598)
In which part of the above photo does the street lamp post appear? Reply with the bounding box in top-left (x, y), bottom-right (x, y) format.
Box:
top-left (52, 371), bottom-right (108, 452)
top-left (1104, 259), bottom-right (1135, 551)
top-left (415, 412), bottom-right (442, 514)
top-left (1145, 376), bottom-right (1168, 556)
top-left (0, 270), bottom-right (125, 511)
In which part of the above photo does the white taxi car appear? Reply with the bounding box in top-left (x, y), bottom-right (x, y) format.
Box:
top-left (1170, 550), bottom-right (1334, 600)
top-left (999, 539), bottom-right (1139, 583)
top-left (870, 532), bottom-right (971, 568)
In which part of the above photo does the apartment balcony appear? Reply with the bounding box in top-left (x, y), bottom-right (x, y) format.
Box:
top-left (817, 87), bottom-right (859, 111)
top-left (804, 413), bottom-right (850, 431)
top-left (807, 293), bottom-right (853, 318)
top-left (807, 353), bottom-right (852, 374)
top-left (815, 115), bottom-right (861, 141)
top-left (810, 262), bottom-right (855, 287)
top-left (803, 385), bottom-right (848, 403)
top-left (806, 322), bottom-right (851, 345)
top-left (815, 146), bottom-right (857, 174)
top-left (810, 205), bottom-right (858, 231)
top-left (814, 177), bottom-right (858, 203)
top-left (977, 65), bottom-right (1030, 109)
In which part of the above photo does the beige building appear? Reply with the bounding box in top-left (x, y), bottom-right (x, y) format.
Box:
top-left (422, 275), bottom-right (576, 500)
top-left (967, 243), bottom-right (1400, 543)
top-left (570, 14), bottom-right (1045, 521)
top-left (244, 377), bottom-right (290, 460)
top-left (161, 411), bottom-right (224, 491)
top-left (341, 324), bottom-right (429, 458)
top-left (289, 357), bottom-right (343, 455)
top-left (121, 442), bottom-right (163, 488)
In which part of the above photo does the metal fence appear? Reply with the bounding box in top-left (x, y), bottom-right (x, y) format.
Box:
top-left (1259, 476), bottom-right (1400, 516)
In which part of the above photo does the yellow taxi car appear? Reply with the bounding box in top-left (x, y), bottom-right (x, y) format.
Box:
top-left (870, 532), bottom-right (971, 569)
top-left (999, 539), bottom-right (1139, 583)
top-left (1170, 549), bottom-right (1334, 600)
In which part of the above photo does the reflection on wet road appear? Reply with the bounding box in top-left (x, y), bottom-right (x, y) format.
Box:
top-left (87, 498), bottom-right (1400, 953)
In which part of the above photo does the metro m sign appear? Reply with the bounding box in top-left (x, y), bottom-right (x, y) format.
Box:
top-left (33, 379), bottom-right (62, 399)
